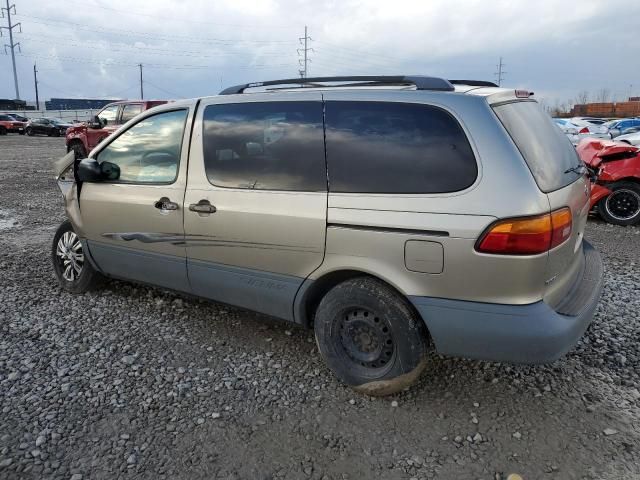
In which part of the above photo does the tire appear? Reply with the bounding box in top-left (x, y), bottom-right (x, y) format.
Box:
top-left (69, 141), bottom-right (87, 160)
top-left (0, 127), bottom-right (6, 135)
top-left (18, 130), bottom-right (25, 135)
top-left (52, 129), bottom-right (60, 137)
top-left (25, 127), bottom-right (33, 136)
top-left (598, 181), bottom-right (640, 226)
top-left (314, 276), bottom-right (429, 396)
top-left (52, 221), bottom-right (104, 293)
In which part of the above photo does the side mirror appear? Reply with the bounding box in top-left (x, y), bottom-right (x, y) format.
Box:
top-left (77, 158), bottom-right (103, 182)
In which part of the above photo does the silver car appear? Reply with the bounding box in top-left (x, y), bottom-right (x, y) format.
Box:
top-left (52, 76), bottom-right (604, 395)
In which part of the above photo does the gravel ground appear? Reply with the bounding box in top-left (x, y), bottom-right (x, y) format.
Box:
top-left (1, 135), bottom-right (639, 480)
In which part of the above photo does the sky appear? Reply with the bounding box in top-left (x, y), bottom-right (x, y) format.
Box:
top-left (1, 0), bottom-right (639, 107)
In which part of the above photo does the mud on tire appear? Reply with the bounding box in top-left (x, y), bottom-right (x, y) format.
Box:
top-left (314, 276), bottom-right (429, 396)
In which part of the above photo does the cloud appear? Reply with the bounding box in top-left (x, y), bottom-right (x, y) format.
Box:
top-left (0, 0), bottom-right (638, 105)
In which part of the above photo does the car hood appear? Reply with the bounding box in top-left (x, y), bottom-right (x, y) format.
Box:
top-left (577, 138), bottom-right (639, 167)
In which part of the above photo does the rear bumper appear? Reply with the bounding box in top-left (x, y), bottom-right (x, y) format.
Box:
top-left (409, 241), bottom-right (604, 364)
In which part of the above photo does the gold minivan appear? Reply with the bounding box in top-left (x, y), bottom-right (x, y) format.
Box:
top-left (53, 76), bottom-right (604, 395)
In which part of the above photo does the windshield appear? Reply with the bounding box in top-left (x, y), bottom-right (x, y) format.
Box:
top-left (494, 101), bottom-right (582, 192)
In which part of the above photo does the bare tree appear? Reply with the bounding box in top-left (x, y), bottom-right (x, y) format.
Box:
top-left (595, 88), bottom-right (611, 103)
top-left (576, 90), bottom-right (589, 105)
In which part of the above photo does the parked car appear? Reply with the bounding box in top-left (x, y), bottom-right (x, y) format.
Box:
top-left (7, 113), bottom-right (29, 122)
top-left (578, 138), bottom-right (640, 225)
top-left (615, 130), bottom-right (640, 146)
top-left (554, 118), bottom-right (609, 145)
top-left (568, 118), bottom-right (611, 139)
top-left (606, 118), bottom-right (640, 138)
top-left (571, 116), bottom-right (608, 126)
top-left (0, 113), bottom-right (26, 135)
top-left (65, 100), bottom-right (168, 159)
top-left (26, 118), bottom-right (74, 137)
top-left (52, 76), bottom-right (604, 394)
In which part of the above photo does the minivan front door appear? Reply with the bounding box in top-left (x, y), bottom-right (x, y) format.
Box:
top-left (183, 93), bottom-right (327, 320)
top-left (79, 107), bottom-right (194, 292)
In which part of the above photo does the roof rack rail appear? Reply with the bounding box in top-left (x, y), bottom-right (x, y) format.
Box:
top-left (449, 80), bottom-right (499, 87)
top-left (219, 75), bottom-right (455, 95)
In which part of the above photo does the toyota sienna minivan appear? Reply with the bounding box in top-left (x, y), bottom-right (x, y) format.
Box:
top-left (52, 75), bottom-right (604, 395)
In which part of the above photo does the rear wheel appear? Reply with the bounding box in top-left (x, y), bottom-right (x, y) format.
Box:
top-left (314, 277), bottom-right (429, 396)
top-left (52, 221), bottom-right (104, 293)
top-left (598, 181), bottom-right (640, 226)
top-left (0, 126), bottom-right (6, 135)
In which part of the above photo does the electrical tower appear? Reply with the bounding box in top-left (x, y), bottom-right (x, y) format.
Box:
top-left (297, 26), bottom-right (313, 78)
top-left (1, 0), bottom-right (22, 99)
top-left (494, 56), bottom-right (506, 87)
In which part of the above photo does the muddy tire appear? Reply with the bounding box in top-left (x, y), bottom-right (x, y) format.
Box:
top-left (598, 181), bottom-right (640, 226)
top-left (314, 277), bottom-right (429, 396)
top-left (52, 221), bottom-right (104, 294)
top-left (68, 141), bottom-right (87, 160)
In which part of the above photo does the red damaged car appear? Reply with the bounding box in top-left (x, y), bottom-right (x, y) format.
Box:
top-left (578, 139), bottom-right (640, 225)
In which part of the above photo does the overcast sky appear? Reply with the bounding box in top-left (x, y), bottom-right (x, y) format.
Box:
top-left (1, 0), bottom-right (639, 106)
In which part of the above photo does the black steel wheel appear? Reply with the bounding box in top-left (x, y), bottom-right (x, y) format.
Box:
top-left (599, 181), bottom-right (640, 226)
top-left (314, 277), bottom-right (429, 395)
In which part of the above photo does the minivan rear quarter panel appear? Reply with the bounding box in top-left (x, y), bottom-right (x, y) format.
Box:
top-left (319, 90), bottom-right (552, 305)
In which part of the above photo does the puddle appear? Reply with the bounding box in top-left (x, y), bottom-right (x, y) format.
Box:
top-left (0, 209), bottom-right (19, 231)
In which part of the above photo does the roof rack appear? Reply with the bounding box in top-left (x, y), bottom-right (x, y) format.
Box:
top-left (219, 75), bottom-right (455, 95)
top-left (449, 80), bottom-right (499, 87)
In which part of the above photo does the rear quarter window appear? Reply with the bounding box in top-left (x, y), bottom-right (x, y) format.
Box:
top-left (493, 101), bottom-right (582, 192)
top-left (324, 101), bottom-right (477, 194)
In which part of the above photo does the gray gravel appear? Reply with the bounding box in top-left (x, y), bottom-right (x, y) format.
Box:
top-left (1, 135), bottom-right (639, 479)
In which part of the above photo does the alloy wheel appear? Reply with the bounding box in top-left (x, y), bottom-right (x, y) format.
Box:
top-left (55, 231), bottom-right (84, 282)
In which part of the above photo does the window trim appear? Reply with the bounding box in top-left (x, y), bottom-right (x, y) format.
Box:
top-left (93, 107), bottom-right (189, 186)
top-left (201, 100), bottom-right (328, 193)
top-left (324, 100), bottom-right (479, 195)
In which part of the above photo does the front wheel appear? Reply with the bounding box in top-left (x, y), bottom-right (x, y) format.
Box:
top-left (52, 221), bottom-right (104, 293)
top-left (598, 181), bottom-right (640, 226)
top-left (25, 127), bottom-right (34, 136)
top-left (314, 277), bottom-right (429, 396)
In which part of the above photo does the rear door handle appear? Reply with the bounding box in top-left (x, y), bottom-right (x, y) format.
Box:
top-left (189, 199), bottom-right (216, 214)
top-left (154, 197), bottom-right (179, 211)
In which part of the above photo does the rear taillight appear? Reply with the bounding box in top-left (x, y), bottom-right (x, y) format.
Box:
top-left (579, 127), bottom-right (590, 134)
top-left (476, 208), bottom-right (572, 255)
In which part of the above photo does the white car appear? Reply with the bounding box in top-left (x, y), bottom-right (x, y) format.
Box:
top-left (615, 130), bottom-right (640, 146)
top-left (553, 118), bottom-right (610, 146)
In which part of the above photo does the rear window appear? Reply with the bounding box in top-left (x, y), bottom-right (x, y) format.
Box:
top-left (324, 101), bottom-right (477, 194)
top-left (494, 101), bottom-right (582, 192)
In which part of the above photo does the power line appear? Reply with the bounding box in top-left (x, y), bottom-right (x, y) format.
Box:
top-left (51, 0), bottom-right (298, 29)
top-left (495, 56), bottom-right (506, 86)
top-left (1, 0), bottom-right (22, 99)
top-left (297, 25), bottom-right (313, 78)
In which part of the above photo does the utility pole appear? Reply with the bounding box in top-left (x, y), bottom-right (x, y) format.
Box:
top-left (297, 26), bottom-right (313, 78)
top-left (1, 0), bottom-right (22, 99)
top-left (494, 56), bottom-right (506, 87)
top-left (138, 63), bottom-right (144, 99)
top-left (33, 62), bottom-right (39, 110)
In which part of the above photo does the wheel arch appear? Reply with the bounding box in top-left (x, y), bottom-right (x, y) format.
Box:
top-left (293, 268), bottom-right (425, 331)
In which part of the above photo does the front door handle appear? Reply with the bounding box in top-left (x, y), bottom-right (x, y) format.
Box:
top-left (154, 197), bottom-right (179, 211)
top-left (189, 199), bottom-right (217, 214)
